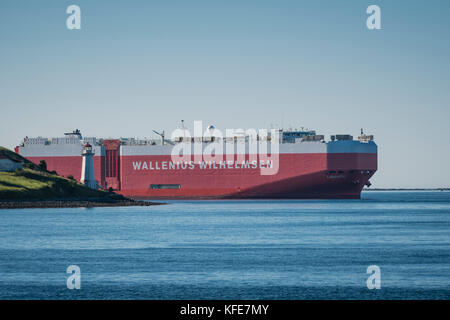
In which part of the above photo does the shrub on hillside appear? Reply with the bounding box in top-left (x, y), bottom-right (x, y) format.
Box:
top-left (38, 160), bottom-right (47, 171)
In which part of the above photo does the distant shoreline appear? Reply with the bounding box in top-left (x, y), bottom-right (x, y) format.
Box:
top-left (0, 199), bottom-right (164, 209)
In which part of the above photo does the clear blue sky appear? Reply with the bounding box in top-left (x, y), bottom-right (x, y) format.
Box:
top-left (1, 0), bottom-right (449, 188)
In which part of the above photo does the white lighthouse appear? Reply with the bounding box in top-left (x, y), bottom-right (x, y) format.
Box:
top-left (80, 142), bottom-right (97, 189)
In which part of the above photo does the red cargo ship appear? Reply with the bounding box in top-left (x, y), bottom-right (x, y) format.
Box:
top-left (16, 128), bottom-right (377, 199)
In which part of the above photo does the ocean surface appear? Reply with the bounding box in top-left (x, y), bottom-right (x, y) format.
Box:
top-left (0, 191), bottom-right (449, 300)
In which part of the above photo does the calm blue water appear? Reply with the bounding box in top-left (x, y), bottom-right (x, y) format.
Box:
top-left (0, 191), bottom-right (449, 300)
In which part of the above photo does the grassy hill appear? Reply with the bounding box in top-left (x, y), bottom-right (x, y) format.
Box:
top-left (0, 146), bottom-right (111, 200)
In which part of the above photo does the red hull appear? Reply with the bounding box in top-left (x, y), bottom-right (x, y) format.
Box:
top-left (26, 153), bottom-right (377, 199)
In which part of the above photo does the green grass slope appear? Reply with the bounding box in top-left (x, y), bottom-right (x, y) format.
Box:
top-left (0, 147), bottom-right (111, 200)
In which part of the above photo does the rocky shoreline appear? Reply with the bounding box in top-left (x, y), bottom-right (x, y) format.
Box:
top-left (0, 199), bottom-right (164, 209)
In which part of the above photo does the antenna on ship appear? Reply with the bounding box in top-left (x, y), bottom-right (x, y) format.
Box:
top-left (181, 120), bottom-right (186, 141)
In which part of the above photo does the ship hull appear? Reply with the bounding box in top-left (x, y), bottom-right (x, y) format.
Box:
top-left (23, 151), bottom-right (376, 200)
